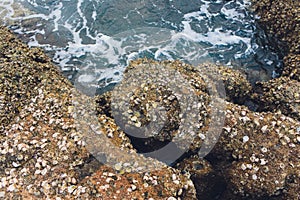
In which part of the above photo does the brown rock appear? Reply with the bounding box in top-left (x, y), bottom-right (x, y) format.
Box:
top-left (251, 0), bottom-right (300, 54)
top-left (80, 165), bottom-right (196, 199)
top-left (176, 155), bottom-right (227, 200)
top-left (0, 26), bottom-right (197, 199)
top-left (253, 76), bottom-right (300, 120)
top-left (212, 102), bottom-right (300, 199)
top-left (282, 54), bottom-right (300, 82)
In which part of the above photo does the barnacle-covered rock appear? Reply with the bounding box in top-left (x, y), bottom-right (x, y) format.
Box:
top-left (282, 54), bottom-right (300, 82)
top-left (251, 0), bottom-right (300, 54)
top-left (253, 76), bottom-right (300, 120)
top-left (1, 0), bottom-right (300, 196)
top-left (80, 164), bottom-right (196, 199)
top-left (95, 59), bottom-right (253, 156)
top-left (214, 65), bottom-right (253, 105)
top-left (0, 26), bottom-right (197, 199)
top-left (74, 91), bottom-right (197, 199)
top-left (211, 102), bottom-right (300, 199)
top-left (105, 59), bottom-right (212, 157)
top-left (127, 59), bottom-right (253, 104)
top-left (0, 31), bottom-right (51, 130)
top-left (175, 154), bottom-right (227, 200)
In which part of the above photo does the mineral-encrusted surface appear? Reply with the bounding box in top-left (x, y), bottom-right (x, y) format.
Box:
top-left (250, 0), bottom-right (300, 120)
top-left (0, 26), bottom-right (197, 199)
top-left (251, 0), bottom-right (300, 54)
top-left (283, 54), bottom-right (300, 82)
top-left (104, 58), bottom-right (299, 199)
top-left (213, 103), bottom-right (299, 199)
top-left (253, 77), bottom-right (300, 120)
top-left (1, 0), bottom-right (300, 199)
top-left (175, 154), bottom-right (227, 200)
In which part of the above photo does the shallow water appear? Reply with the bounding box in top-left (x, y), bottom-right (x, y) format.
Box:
top-left (0, 0), bottom-right (282, 90)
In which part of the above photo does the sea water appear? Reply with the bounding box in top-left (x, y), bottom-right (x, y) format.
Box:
top-left (0, 0), bottom-right (282, 91)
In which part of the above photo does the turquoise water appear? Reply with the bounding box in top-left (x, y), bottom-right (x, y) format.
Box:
top-left (1, 0), bottom-right (282, 88)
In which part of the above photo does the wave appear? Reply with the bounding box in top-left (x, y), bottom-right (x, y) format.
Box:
top-left (0, 0), bottom-right (282, 88)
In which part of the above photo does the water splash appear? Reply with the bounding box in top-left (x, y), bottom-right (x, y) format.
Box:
top-left (1, 0), bottom-right (282, 88)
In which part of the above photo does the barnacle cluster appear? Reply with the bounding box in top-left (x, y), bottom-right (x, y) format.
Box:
top-left (0, 0), bottom-right (299, 199)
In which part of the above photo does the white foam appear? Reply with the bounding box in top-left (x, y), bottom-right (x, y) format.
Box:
top-left (0, 0), bottom-right (17, 24)
top-left (78, 74), bottom-right (96, 83)
top-left (1, 0), bottom-right (278, 87)
top-left (181, 15), bottom-right (251, 50)
top-left (221, 6), bottom-right (245, 20)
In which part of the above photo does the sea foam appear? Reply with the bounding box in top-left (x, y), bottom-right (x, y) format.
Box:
top-left (1, 0), bottom-right (282, 88)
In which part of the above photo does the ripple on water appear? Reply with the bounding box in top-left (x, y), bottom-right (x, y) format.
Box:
top-left (1, 0), bottom-right (283, 89)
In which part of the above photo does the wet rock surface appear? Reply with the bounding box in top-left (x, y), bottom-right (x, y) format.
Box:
top-left (253, 77), bottom-right (300, 120)
top-left (251, 0), bottom-right (299, 84)
top-left (213, 103), bottom-right (299, 199)
top-left (246, 0), bottom-right (300, 120)
top-left (0, 27), bottom-right (196, 199)
top-left (1, 0), bottom-right (300, 199)
top-left (251, 0), bottom-right (300, 55)
top-left (95, 59), bottom-right (253, 158)
top-left (283, 54), bottom-right (300, 82)
top-left (94, 58), bottom-right (299, 199)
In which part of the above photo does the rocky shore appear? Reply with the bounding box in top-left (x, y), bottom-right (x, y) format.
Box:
top-left (0, 0), bottom-right (299, 199)
top-left (250, 0), bottom-right (300, 121)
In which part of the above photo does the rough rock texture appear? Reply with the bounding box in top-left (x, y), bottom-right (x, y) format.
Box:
top-left (212, 102), bottom-right (300, 199)
top-left (250, 0), bottom-right (300, 121)
top-left (220, 1), bottom-right (300, 198)
top-left (215, 65), bottom-right (253, 105)
top-left (0, 26), bottom-right (90, 199)
top-left (282, 54), bottom-right (300, 82)
top-left (175, 155), bottom-right (227, 200)
top-left (96, 59), bottom-right (209, 154)
top-left (0, 32), bottom-right (51, 129)
top-left (95, 59), bottom-right (299, 199)
top-left (1, 0), bottom-right (300, 198)
top-left (95, 59), bottom-right (253, 156)
top-left (0, 26), bottom-right (197, 199)
top-left (251, 0), bottom-right (300, 54)
top-left (126, 59), bottom-right (253, 105)
top-left (251, 0), bottom-right (300, 83)
top-left (80, 165), bottom-right (196, 199)
top-left (253, 77), bottom-right (300, 120)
